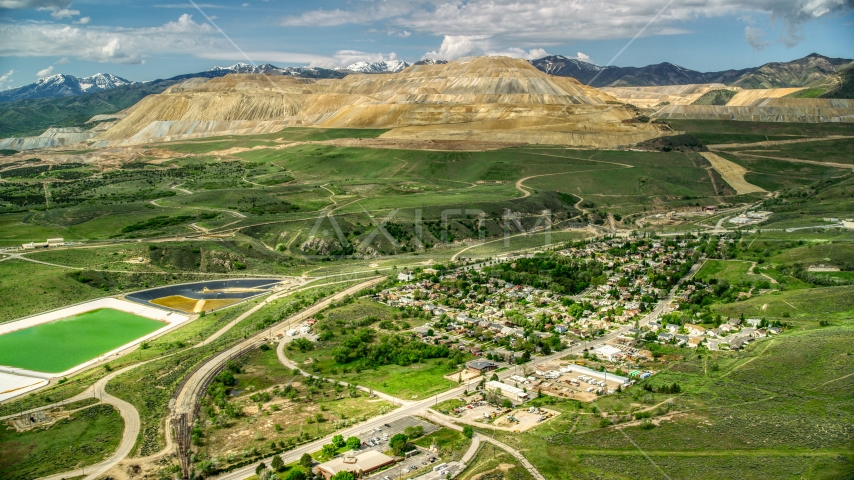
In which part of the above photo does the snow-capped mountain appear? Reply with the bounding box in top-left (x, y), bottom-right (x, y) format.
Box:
top-left (203, 63), bottom-right (347, 80)
top-left (341, 60), bottom-right (411, 73)
top-left (0, 73), bottom-right (134, 103)
top-left (208, 63), bottom-right (284, 74)
top-left (77, 73), bottom-right (134, 92)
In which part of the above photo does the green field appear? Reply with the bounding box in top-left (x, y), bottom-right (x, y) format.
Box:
top-left (663, 119), bottom-right (854, 145)
top-left (0, 404), bottom-right (123, 480)
top-left (695, 259), bottom-right (768, 285)
top-left (0, 308), bottom-right (165, 373)
top-left (744, 138), bottom-right (854, 165)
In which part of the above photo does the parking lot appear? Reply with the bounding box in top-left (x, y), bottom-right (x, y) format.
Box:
top-left (356, 416), bottom-right (456, 480)
top-left (354, 416), bottom-right (438, 451)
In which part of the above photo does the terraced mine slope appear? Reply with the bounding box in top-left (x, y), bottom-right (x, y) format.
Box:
top-left (599, 84), bottom-right (734, 108)
top-left (653, 98), bottom-right (854, 122)
top-left (94, 56), bottom-right (665, 148)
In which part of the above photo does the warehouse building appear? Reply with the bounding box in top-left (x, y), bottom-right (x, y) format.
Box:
top-left (486, 380), bottom-right (532, 401)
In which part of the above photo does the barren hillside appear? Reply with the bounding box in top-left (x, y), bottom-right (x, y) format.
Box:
top-left (96, 56), bottom-right (665, 148)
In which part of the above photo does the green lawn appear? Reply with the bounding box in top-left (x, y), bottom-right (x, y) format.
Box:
top-left (0, 404), bottom-right (123, 480)
top-left (695, 259), bottom-right (767, 285)
top-left (343, 360), bottom-right (459, 400)
top-left (0, 308), bottom-right (165, 373)
top-left (413, 427), bottom-right (471, 462)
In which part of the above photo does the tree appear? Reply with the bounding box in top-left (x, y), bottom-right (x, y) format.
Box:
top-left (286, 469), bottom-right (306, 480)
top-left (256, 462), bottom-right (267, 475)
top-left (346, 436), bottom-right (362, 450)
top-left (321, 443), bottom-right (338, 459)
top-left (490, 373), bottom-right (499, 381)
top-left (331, 472), bottom-right (356, 480)
top-left (271, 455), bottom-right (284, 472)
top-left (332, 434), bottom-right (346, 449)
top-left (389, 433), bottom-right (409, 455)
top-left (299, 453), bottom-right (314, 468)
top-left (462, 425), bottom-right (474, 439)
top-left (403, 426), bottom-right (424, 439)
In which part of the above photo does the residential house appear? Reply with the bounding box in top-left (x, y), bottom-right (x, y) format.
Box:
top-left (684, 324), bottom-right (706, 336)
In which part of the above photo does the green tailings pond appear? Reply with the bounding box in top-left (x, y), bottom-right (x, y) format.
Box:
top-left (0, 308), bottom-right (165, 373)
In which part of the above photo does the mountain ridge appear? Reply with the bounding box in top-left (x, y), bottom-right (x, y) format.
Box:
top-left (529, 53), bottom-right (854, 88)
top-left (340, 60), bottom-right (411, 73)
top-left (0, 73), bottom-right (134, 103)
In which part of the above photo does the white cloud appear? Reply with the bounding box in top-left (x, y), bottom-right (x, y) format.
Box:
top-left (389, 30), bottom-right (412, 38)
top-left (0, 69), bottom-right (14, 89)
top-left (55, 56), bottom-right (69, 64)
top-left (745, 26), bottom-right (771, 50)
top-left (0, 14), bottom-right (221, 65)
top-left (285, 0), bottom-right (853, 52)
top-left (49, 7), bottom-right (77, 18)
top-left (0, 0), bottom-right (69, 10)
top-left (577, 52), bottom-right (591, 62)
top-left (422, 35), bottom-right (549, 61)
top-left (36, 65), bottom-right (53, 77)
top-left (0, 0), bottom-right (84, 18)
top-left (422, 35), bottom-right (490, 60)
top-left (74, 16), bottom-right (89, 24)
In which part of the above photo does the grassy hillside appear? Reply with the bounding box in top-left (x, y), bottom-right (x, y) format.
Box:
top-left (821, 65), bottom-right (854, 99)
top-left (692, 89), bottom-right (738, 105)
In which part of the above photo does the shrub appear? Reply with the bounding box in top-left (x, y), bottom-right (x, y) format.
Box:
top-left (286, 469), bottom-right (306, 480)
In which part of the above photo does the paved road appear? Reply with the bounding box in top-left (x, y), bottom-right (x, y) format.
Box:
top-left (37, 364), bottom-right (143, 480)
top-left (173, 277), bottom-right (385, 422)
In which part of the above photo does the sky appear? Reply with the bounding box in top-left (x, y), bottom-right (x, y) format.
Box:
top-left (0, 0), bottom-right (852, 89)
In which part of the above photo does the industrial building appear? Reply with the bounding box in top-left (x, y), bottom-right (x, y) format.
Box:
top-left (592, 345), bottom-right (622, 362)
top-left (486, 380), bottom-right (531, 401)
top-left (560, 364), bottom-right (631, 385)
